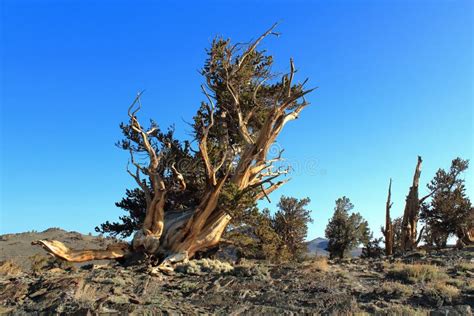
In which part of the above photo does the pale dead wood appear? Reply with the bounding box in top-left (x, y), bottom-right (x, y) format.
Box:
top-left (401, 156), bottom-right (423, 251)
top-left (384, 178), bottom-right (394, 256)
top-left (32, 240), bottom-right (130, 262)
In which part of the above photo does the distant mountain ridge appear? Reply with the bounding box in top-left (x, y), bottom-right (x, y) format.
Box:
top-left (306, 237), bottom-right (362, 257)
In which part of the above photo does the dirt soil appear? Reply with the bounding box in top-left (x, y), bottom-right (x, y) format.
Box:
top-left (0, 229), bottom-right (473, 315)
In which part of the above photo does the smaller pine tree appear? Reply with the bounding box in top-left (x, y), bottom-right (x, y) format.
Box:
top-left (224, 207), bottom-right (289, 262)
top-left (391, 217), bottom-right (403, 253)
top-left (325, 196), bottom-right (369, 259)
top-left (225, 196), bottom-right (313, 262)
top-left (420, 158), bottom-right (472, 247)
top-left (271, 196), bottom-right (313, 261)
top-left (361, 234), bottom-right (383, 258)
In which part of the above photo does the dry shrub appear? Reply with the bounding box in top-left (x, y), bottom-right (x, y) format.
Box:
top-left (455, 262), bottom-right (474, 273)
top-left (387, 263), bottom-right (448, 283)
top-left (335, 270), bottom-right (350, 280)
top-left (30, 253), bottom-right (75, 273)
top-left (464, 279), bottom-right (474, 294)
top-left (232, 263), bottom-right (271, 280)
top-left (306, 256), bottom-right (329, 272)
top-left (376, 281), bottom-right (414, 299)
top-left (179, 280), bottom-right (199, 294)
top-left (446, 278), bottom-right (464, 288)
top-left (0, 260), bottom-right (22, 276)
top-left (372, 304), bottom-right (425, 316)
top-left (176, 259), bottom-right (234, 275)
top-left (423, 281), bottom-right (460, 305)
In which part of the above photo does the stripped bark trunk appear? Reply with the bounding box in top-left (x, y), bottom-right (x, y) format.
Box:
top-left (32, 240), bottom-right (130, 262)
top-left (456, 227), bottom-right (474, 248)
top-left (384, 178), bottom-right (394, 256)
top-left (401, 156), bottom-right (423, 251)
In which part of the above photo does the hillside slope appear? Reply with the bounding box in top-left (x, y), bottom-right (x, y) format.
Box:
top-left (0, 228), bottom-right (118, 271)
top-left (0, 229), bottom-right (473, 314)
top-left (306, 237), bottom-right (362, 257)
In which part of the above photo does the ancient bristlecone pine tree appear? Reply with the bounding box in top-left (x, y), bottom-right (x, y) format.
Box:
top-left (34, 25), bottom-right (316, 267)
top-left (383, 178), bottom-right (394, 256)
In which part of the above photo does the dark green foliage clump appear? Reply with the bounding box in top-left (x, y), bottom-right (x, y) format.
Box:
top-left (420, 158), bottom-right (472, 248)
top-left (224, 196), bottom-right (312, 262)
top-left (361, 236), bottom-right (383, 259)
top-left (391, 217), bottom-right (403, 253)
top-left (271, 196), bottom-right (313, 260)
top-left (96, 188), bottom-right (146, 238)
top-left (325, 196), bottom-right (370, 259)
top-left (224, 206), bottom-right (286, 262)
top-left (95, 123), bottom-right (206, 238)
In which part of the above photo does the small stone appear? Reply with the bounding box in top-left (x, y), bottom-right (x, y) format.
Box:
top-left (107, 295), bottom-right (129, 304)
top-left (129, 297), bottom-right (141, 304)
top-left (29, 288), bottom-right (48, 298)
top-left (48, 268), bottom-right (66, 274)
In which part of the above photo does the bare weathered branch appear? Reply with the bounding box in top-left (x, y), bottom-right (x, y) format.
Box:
top-left (287, 58), bottom-right (295, 97)
top-left (237, 22), bottom-right (279, 69)
top-left (199, 87), bottom-right (217, 186)
top-left (255, 179), bottom-right (290, 200)
top-left (171, 163), bottom-right (186, 191)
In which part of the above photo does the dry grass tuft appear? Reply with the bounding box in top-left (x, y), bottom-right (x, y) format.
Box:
top-left (372, 304), bottom-right (426, 316)
top-left (30, 253), bottom-right (75, 273)
top-left (232, 263), bottom-right (271, 280)
top-left (376, 281), bottom-right (414, 299)
top-left (387, 263), bottom-right (448, 283)
top-left (423, 281), bottom-right (460, 305)
top-left (446, 278), bottom-right (464, 288)
top-left (176, 259), bottom-right (234, 275)
top-left (305, 256), bottom-right (329, 272)
top-left (464, 279), bottom-right (474, 294)
top-left (0, 260), bottom-right (22, 276)
top-left (455, 262), bottom-right (474, 273)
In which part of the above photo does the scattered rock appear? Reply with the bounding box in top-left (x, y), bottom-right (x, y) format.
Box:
top-left (431, 305), bottom-right (472, 316)
top-left (1, 230), bottom-right (473, 314)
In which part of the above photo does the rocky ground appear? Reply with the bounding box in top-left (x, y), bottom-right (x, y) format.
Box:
top-left (0, 229), bottom-right (473, 315)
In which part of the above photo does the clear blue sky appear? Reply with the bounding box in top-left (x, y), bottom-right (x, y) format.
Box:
top-left (1, 0), bottom-right (472, 240)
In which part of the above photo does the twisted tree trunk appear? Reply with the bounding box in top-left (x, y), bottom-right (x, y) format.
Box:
top-left (456, 227), bottom-right (474, 248)
top-left (400, 156), bottom-right (433, 252)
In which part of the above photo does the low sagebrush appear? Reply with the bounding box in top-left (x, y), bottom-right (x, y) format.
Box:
top-left (423, 282), bottom-right (460, 305)
top-left (0, 260), bottom-right (22, 276)
top-left (387, 263), bottom-right (448, 283)
top-left (376, 281), bottom-right (414, 299)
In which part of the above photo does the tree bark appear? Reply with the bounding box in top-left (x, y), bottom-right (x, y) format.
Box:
top-left (384, 178), bottom-right (394, 256)
top-left (401, 156), bottom-right (423, 252)
top-left (32, 240), bottom-right (130, 262)
top-left (456, 227), bottom-right (474, 248)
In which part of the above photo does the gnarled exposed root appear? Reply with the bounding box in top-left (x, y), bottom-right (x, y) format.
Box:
top-left (457, 227), bottom-right (474, 248)
top-left (32, 240), bottom-right (130, 262)
top-left (33, 211), bottom-right (230, 267)
top-left (150, 251), bottom-right (189, 274)
top-left (131, 230), bottom-right (161, 254)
